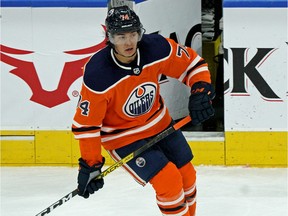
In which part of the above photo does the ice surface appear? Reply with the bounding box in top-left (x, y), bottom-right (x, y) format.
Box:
top-left (1, 166), bottom-right (287, 216)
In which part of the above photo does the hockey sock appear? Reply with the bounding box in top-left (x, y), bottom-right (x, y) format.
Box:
top-left (179, 163), bottom-right (197, 216)
top-left (150, 162), bottom-right (190, 216)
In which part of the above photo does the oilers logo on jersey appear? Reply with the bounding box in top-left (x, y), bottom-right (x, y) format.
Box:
top-left (124, 82), bottom-right (156, 117)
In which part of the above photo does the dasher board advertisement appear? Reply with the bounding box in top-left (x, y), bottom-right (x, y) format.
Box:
top-left (1, 0), bottom-right (201, 130)
top-left (223, 0), bottom-right (288, 131)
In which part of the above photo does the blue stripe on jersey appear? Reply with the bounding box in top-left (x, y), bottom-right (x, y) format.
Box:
top-left (1, 0), bottom-right (147, 7)
top-left (223, 0), bottom-right (287, 8)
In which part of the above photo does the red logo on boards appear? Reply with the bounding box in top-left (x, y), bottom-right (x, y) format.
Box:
top-left (1, 26), bottom-right (107, 108)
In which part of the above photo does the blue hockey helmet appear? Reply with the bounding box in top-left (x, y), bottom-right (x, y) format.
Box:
top-left (105, 6), bottom-right (144, 40)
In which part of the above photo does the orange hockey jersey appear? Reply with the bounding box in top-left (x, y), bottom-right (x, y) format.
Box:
top-left (72, 34), bottom-right (211, 165)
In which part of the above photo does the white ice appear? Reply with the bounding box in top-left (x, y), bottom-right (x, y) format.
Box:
top-left (1, 166), bottom-right (287, 216)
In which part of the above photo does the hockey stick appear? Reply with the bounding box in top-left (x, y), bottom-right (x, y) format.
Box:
top-left (35, 115), bottom-right (191, 216)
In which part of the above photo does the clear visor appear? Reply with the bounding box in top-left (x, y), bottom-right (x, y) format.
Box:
top-left (109, 29), bottom-right (144, 45)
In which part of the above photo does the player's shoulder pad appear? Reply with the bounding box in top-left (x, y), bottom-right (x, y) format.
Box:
top-left (138, 34), bottom-right (171, 63)
top-left (83, 46), bottom-right (127, 92)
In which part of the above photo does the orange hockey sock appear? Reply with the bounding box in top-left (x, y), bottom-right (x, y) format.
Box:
top-left (150, 162), bottom-right (190, 216)
top-left (179, 163), bottom-right (197, 216)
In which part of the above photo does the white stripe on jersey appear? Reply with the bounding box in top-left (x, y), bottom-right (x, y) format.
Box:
top-left (72, 120), bottom-right (102, 128)
top-left (178, 55), bottom-right (202, 83)
top-left (101, 106), bottom-right (167, 143)
top-left (74, 131), bottom-right (100, 139)
top-left (187, 66), bottom-right (208, 83)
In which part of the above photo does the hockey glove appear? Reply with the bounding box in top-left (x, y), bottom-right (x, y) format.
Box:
top-left (77, 157), bottom-right (105, 198)
top-left (189, 81), bottom-right (215, 125)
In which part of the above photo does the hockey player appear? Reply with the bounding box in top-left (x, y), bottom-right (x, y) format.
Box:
top-left (72, 6), bottom-right (215, 216)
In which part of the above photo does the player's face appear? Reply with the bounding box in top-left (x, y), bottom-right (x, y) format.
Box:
top-left (112, 31), bottom-right (139, 59)
top-left (112, 31), bottom-right (139, 46)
